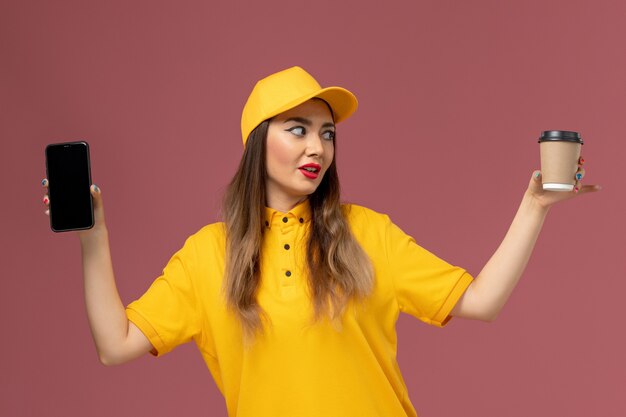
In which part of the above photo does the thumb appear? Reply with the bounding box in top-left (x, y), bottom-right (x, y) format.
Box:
top-left (90, 184), bottom-right (101, 198)
top-left (529, 170), bottom-right (543, 191)
top-left (532, 170), bottom-right (542, 182)
top-left (90, 184), bottom-right (106, 224)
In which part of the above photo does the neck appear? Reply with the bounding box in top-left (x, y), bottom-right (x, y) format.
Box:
top-left (266, 195), bottom-right (308, 213)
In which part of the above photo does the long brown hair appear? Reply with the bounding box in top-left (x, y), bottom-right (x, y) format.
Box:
top-left (222, 119), bottom-right (374, 344)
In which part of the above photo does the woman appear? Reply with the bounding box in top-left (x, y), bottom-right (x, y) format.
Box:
top-left (42, 66), bottom-right (600, 416)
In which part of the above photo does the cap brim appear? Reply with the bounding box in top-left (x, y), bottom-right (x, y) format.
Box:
top-left (315, 87), bottom-right (358, 123)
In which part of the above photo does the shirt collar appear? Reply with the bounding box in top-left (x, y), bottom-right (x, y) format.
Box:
top-left (264, 199), bottom-right (311, 229)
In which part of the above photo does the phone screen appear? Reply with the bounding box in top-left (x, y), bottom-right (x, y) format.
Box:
top-left (45, 141), bottom-right (94, 232)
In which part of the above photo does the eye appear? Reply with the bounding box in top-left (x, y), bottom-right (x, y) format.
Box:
top-left (322, 130), bottom-right (336, 141)
top-left (286, 126), bottom-right (306, 137)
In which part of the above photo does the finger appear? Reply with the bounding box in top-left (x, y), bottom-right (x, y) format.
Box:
top-left (576, 184), bottom-right (602, 195)
top-left (575, 168), bottom-right (585, 181)
top-left (573, 167), bottom-right (586, 193)
top-left (43, 195), bottom-right (50, 206)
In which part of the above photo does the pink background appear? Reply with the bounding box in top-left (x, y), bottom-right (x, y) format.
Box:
top-left (2, 0), bottom-right (625, 416)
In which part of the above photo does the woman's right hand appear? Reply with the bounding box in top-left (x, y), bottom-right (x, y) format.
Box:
top-left (41, 178), bottom-right (108, 237)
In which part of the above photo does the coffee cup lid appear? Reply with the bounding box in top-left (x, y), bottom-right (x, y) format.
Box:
top-left (538, 130), bottom-right (584, 144)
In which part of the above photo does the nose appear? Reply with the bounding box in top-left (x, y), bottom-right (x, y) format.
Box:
top-left (305, 133), bottom-right (325, 157)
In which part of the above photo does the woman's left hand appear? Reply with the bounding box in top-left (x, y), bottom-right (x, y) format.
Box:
top-left (526, 158), bottom-right (602, 210)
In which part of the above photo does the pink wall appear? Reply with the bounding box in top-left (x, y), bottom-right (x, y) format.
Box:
top-left (2, 0), bottom-right (625, 415)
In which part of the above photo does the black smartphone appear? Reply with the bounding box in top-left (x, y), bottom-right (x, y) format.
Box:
top-left (45, 141), bottom-right (94, 232)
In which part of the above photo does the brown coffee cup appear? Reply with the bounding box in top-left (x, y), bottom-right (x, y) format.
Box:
top-left (538, 130), bottom-right (584, 191)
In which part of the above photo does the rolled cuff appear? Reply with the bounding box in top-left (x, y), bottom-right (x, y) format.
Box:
top-left (126, 306), bottom-right (169, 357)
top-left (429, 271), bottom-right (474, 327)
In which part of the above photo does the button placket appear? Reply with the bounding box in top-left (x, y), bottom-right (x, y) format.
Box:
top-left (280, 214), bottom-right (298, 287)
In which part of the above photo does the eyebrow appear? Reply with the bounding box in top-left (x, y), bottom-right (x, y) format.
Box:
top-left (284, 117), bottom-right (335, 129)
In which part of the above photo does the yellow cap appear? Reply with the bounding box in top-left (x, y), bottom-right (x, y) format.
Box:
top-left (240, 66), bottom-right (358, 145)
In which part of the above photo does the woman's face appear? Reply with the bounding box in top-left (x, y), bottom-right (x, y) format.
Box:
top-left (265, 99), bottom-right (335, 211)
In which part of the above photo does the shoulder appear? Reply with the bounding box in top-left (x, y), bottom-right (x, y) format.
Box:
top-left (166, 222), bottom-right (226, 272)
top-left (341, 203), bottom-right (391, 228)
top-left (195, 221), bottom-right (226, 236)
top-left (183, 222), bottom-right (227, 249)
top-left (341, 204), bottom-right (394, 252)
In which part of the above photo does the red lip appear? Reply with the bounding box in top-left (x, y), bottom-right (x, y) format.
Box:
top-left (299, 163), bottom-right (321, 170)
top-left (298, 163), bottom-right (322, 179)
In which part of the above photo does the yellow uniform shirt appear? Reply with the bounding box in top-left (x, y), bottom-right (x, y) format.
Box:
top-left (126, 201), bottom-right (473, 417)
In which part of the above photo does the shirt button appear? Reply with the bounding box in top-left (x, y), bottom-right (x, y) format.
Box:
top-left (299, 218), bottom-right (304, 223)
top-left (284, 244), bottom-right (290, 250)
top-left (285, 270), bottom-right (292, 277)
top-left (282, 217), bottom-right (288, 223)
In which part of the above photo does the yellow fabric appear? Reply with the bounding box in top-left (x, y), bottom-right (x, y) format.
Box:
top-left (126, 201), bottom-right (473, 417)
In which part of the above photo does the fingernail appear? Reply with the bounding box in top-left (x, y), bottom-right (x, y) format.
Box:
top-left (41, 179), bottom-right (47, 186)
top-left (534, 171), bottom-right (541, 179)
top-left (574, 186), bottom-right (579, 193)
top-left (579, 157), bottom-right (585, 165)
top-left (576, 173), bottom-right (583, 181)
top-left (93, 185), bottom-right (99, 193)
top-left (43, 197), bottom-right (49, 204)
